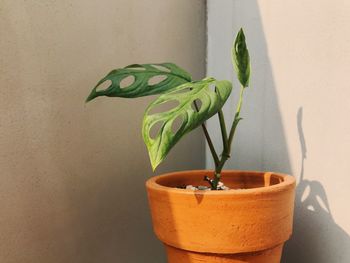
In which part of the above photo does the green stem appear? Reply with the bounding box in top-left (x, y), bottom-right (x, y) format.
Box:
top-left (201, 123), bottom-right (219, 167)
top-left (218, 109), bottom-right (229, 153)
top-left (228, 86), bottom-right (244, 150)
top-left (193, 101), bottom-right (219, 167)
top-left (211, 86), bottom-right (245, 190)
top-left (212, 155), bottom-right (229, 189)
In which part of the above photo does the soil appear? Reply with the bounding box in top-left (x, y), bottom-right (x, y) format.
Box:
top-left (177, 181), bottom-right (230, 191)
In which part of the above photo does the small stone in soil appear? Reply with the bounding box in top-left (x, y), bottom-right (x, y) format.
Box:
top-left (197, 185), bottom-right (210, 190)
top-left (182, 184), bottom-right (230, 191)
top-left (185, 185), bottom-right (197, 190)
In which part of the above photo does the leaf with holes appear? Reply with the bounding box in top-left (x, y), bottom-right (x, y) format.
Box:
top-left (86, 63), bottom-right (192, 101)
top-left (142, 77), bottom-right (232, 170)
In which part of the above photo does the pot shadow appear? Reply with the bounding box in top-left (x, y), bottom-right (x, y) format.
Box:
top-left (282, 108), bottom-right (350, 263)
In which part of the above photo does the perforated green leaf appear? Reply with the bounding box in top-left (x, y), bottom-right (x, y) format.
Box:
top-left (142, 77), bottom-right (232, 170)
top-left (232, 28), bottom-right (251, 87)
top-left (86, 63), bottom-right (192, 101)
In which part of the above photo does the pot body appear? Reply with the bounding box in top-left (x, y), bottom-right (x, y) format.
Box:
top-left (146, 170), bottom-right (296, 263)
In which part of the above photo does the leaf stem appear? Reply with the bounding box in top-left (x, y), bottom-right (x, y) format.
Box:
top-left (201, 123), bottom-right (220, 167)
top-left (193, 101), bottom-right (220, 167)
top-left (211, 85), bottom-right (245, 190)
top-left (218, 109), bottom-right (229, 153)
top-left (228, 86), bottom-right (244, 149)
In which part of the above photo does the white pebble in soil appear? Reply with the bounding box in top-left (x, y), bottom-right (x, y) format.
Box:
top-left (197, 185), bottom-right (211, 190)
top-left (184, 182), bottom-right (230, 191)
top-left (185, 185), bottom-right (197, 190)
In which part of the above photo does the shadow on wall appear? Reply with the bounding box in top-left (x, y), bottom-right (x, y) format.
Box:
top-left (282, 108), bottom-right (350, 263)
top-left (209, 1), bottom-right (350, 262)
top-left (237, 2), bottom-right (350, 261)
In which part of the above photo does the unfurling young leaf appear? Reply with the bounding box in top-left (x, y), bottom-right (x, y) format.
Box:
top-left (142, 78), bottom-right (232, 170)
top-left (232, 28), bottom-right (250, 87)
top-left (86, 63), bottom-right (192, 102)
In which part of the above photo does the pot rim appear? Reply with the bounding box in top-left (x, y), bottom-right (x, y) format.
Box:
top-left (146, 169), bottom-right (296, 196)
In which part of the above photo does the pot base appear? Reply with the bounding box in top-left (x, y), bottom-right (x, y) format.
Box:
top-left (165, 244), bottom-right (283, 263)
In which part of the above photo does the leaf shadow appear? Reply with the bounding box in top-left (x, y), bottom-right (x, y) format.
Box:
top-left (282, 107), bottom-right (350, 262)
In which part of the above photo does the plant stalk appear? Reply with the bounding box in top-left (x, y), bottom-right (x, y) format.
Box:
top-left (211, 85), bottom-right (245, 190)
top-left (228, 86), bottom-right (244, 148)
top-left (193, 101), bottom-right (220, 167)
top-left (218, 109), bottom-right (229, 153)
top-left (201, 123), bottom-right (220, 167)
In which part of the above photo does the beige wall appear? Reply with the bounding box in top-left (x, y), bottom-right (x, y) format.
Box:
top-left (208, 0), bottom-right (350, 262)
top-left (0, 1), bottom-right (206, 262)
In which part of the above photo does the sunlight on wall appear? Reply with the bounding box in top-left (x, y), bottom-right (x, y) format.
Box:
top-left (207, 1), bottom-right (350, 262)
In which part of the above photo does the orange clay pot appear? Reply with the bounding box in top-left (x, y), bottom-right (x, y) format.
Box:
top-left (146, 170), bottom-right (296, 263)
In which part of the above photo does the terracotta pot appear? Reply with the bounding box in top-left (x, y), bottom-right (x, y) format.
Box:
top-left (146, 170), bottom-right (296, 263)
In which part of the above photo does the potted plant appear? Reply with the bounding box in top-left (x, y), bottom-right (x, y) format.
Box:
top-left (86, 29), bottom-right (296, 263)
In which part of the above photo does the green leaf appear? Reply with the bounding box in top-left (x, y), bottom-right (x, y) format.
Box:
top-left (232, 28), bottom-right (251, 87)
top-left (86, 63), bottom-right (192, 102)
top-left (142, 77), bottom-right (232, 170)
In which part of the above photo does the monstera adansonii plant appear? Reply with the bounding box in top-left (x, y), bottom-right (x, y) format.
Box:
top-left (86, 29), bottom-right (250, 190)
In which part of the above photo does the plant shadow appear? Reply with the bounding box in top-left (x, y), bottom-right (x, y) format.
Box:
top-left (282, 108), bottom-right (350, 262)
